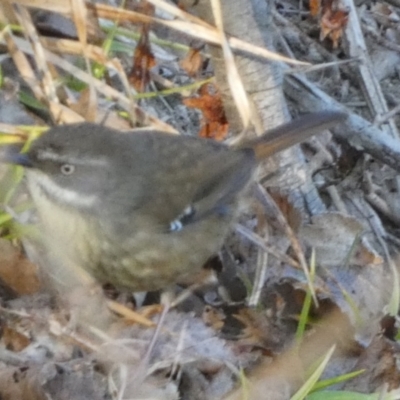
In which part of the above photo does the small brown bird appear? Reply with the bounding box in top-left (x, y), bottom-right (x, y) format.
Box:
top-left (4, 112), bottom-right (345, 292)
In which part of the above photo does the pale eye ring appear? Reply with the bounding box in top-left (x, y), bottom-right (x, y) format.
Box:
top-left (60, 163), bottom-right (75, 175)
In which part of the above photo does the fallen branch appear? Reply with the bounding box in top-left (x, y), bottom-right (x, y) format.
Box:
top-left (284, 74), bottom-right (400, 172)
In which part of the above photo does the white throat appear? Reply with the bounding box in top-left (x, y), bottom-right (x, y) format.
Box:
top-left (26, 170), bottom-right (97, 209)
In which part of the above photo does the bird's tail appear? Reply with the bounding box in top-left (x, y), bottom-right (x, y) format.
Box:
top-left (238, 111), bottom-right (347, 160)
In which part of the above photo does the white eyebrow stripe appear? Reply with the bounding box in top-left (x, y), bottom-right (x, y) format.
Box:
top-left (27, 170), bottom-right (97, 208)
top-left (37, 150), bottom-right (108, 167)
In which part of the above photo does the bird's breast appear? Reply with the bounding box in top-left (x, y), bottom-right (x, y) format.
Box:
top-left (28, 178), bottom-right (236, 291)
top-left (89, 212), bottom-right (234, 291)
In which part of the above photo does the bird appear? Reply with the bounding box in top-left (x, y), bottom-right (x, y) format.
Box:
top-left (3, 111), bottom-right (345, 293)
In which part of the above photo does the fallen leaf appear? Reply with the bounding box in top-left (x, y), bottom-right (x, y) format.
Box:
top-left (128, 1), bottom-right (156, 92)
top-left (183, 82), bottom-right (228, 140)
top-left (320, 0), bottom-right (349, 48)
top-left (309, 0), bottom-right (321, 17)
top-left (129, 26), bottom-right (156, 92)
top-left (343, 335), bottom-right (400, 392)
top-left (300, 212), bottom-right (366, 268)
top-left (0, 239), bottom-right (40, 295)
top-left (269, 191), bottom-right (302, 233)
top-left (180, 46), bottom-right (203, 77)
top-left (2, 325), bottom-right (30, 352)
top-left (202, 305), bottom-right (225, 332)
top-left (232, 307), bottom-right (276, 348)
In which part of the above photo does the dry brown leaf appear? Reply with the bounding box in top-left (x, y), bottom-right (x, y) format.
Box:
top-left (352, 239), bottom-right (383, 267)
top-left (202, 305), bottom-right (225, 332)
top-left (183, 82), bottom-right (228, 140)
top-left (343, 335), bottom-right (400, 392)
top-left (129, 25), bottom-right (156, 92)
top-left (309, 0), bottom-right (321, 17)
top-left (269, 191), bottom-right (302, 233)
top-left (180, 47), bottom-right (203, 77)
top-left (128, 1), bottom-right (156, 92)
top-left (2, 326), bottom-right (31, 352)
top-left (198, 121), bottom-right (229, 140)
top-left (232, 308), bottom-right (274, 348)
top-left (0, 239), bottom-right (40, 295)
top-left (320, 0), bottom-right (349, 48)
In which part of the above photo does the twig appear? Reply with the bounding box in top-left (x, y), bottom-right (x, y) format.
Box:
top-left (341, 0), bottom-right (399, 138)
top-left (254, 183), bottom-right (318, 305)
top-left (284, 73), bottom-right (400, 172)
top-left (235, 223), bottom-right (300, 269)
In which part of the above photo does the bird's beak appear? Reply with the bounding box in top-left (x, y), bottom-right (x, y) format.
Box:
top-left (0, 145), bottom-right (33, 168)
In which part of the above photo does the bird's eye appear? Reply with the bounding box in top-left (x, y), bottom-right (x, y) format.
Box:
top-left (60, 164), bottom-right (75, 175)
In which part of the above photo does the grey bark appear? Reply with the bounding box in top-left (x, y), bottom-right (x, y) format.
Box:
top-left (186, 0), bottom-right (326, 214)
